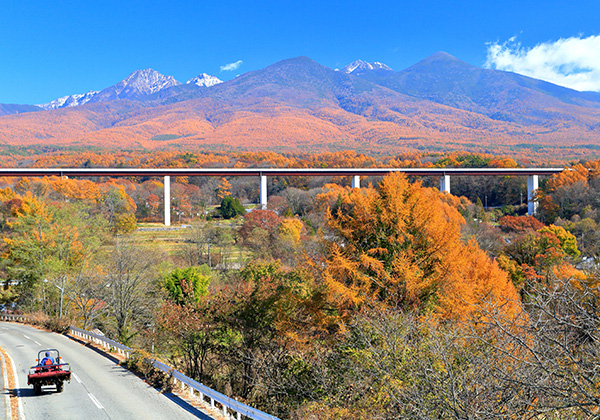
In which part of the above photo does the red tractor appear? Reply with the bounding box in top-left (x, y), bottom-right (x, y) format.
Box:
top-left (27, 349), bottom-right (71, 395)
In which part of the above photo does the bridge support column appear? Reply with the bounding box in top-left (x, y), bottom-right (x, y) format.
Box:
top-left (351, 175), bottom-right (361, 189)
top-left (164, 175), bottom-right (171, 226)
top-left (440, 175), bottom-right (450, 194)
top-left (527, 175), bottom-right (539, 216)
top-left (260, 174), bottom-right (267, 209)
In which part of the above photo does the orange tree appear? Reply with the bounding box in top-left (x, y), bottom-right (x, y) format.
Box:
top-left (318, 173), bottom-right (520, 320)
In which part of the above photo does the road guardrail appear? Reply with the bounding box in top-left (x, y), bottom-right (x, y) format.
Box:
top-left (0, 315), bottom-right (279, 420)
top-left (0, 313), bottom-right (33, 323)
top-left (151, 359), bottom-right (280, 420)
top-left (68, 326), bottom-right (133, 359)
top-left (69, 327), bottom-right (279, 420)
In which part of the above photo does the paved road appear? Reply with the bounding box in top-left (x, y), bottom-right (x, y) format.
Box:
top-left (0, 322), bottom-right (213, 420)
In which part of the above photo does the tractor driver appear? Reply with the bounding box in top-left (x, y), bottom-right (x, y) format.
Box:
top-left (40, 352), bottom-right (54, 365)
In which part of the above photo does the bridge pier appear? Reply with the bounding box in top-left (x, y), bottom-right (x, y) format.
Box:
top-left (164, 176), bottom-right (171, 226)
top-left (260, 174), bottom-right (268, 209)
top-left (147, 168), bottom-right (555, 225)
top-left (527, 175), bottom-right (539, 216)
top-left (440, 175), bottom-right (450, 194)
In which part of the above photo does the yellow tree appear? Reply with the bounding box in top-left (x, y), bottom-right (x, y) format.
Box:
top-left (0, 187), bottom-right (15, 202)
top-left (3, 194), bottom-right (82, 311)
top-left (278, 218), bottom-right (303, 244)
top-left (216, 178), bottom-right (232, 200)
top-left (3, 193), bottom-right (108, 314)
top-left (46, 176), bottom-right (102, 203)
top-left (100, 184), bottom-right (137, 233)
top-left (320, 173), bottom-right (520, 320)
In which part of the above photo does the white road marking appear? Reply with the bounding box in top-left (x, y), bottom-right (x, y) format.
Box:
top-left (1, 350), bottom-right (12, 420)
top-left (88, 392), bottom-right (104, 409)
top-left (6, 353), bottom-right (26, 420)
top-left (75, 374), bottom-right (109, 414)
top-left (20, 333), bottom-right (42, 346)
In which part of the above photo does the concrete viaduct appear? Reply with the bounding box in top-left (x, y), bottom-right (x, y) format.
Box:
top-left (0, 167), bottom-right (564, 225)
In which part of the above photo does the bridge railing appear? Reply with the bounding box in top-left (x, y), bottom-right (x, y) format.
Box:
top-left (0, 315), bottom-right (279, 420)
top-left (0, 313), bottom-right (33, 323)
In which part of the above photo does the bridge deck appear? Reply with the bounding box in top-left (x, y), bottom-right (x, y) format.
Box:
top-left (0, 167), bottom-right (564, 177)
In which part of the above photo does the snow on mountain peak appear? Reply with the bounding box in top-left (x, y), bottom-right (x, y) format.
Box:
top-left (186, 73), bottom-right (223, 87)
top-left (372, 62), bottom-right (393, 70)
top-left (37, 90), bottom-right (99, 110)
top-left (37, 69), bottom-right (221, 110)
top-left (342, 60), bottom-right (393, 74)
top-left (114, 68), bottom-right (181, 96)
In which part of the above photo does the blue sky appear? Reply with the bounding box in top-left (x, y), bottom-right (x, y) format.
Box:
top-left (2, 0), bottom-right (600, 104)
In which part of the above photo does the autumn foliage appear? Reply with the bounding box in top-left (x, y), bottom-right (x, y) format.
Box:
top-left (498, 215), bottom-right (544, 233)
top-left (319, 173), bottom-right (520, 320)
top-left (4, 149), bottom-right (600, 419)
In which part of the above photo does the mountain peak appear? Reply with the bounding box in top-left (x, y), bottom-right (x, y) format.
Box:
top-left (411, 51), bottom-right (473, 70)
top-left (37, 69), bottom-right (223, 110)
top-left (186, 73), bottom-right (223, 88)
top-left (428, 51), bottom-right (460, 61)
top-left (113, 68), bottom-right (181, 96)
top-left (396, 52), bottom-right (476, 80)
top-left (79, 68), bottom-right (180, 104)
top-left (342, 59), bottom-right (393, 75)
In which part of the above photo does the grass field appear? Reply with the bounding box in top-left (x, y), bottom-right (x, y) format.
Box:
top-left (130, 220), bottom-right (248, 268)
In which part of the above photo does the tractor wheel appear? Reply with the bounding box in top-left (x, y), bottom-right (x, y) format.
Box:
top-left (56, 381), bottom-right (64, 393)
top-left (33, 383), bottom-right (41, 395)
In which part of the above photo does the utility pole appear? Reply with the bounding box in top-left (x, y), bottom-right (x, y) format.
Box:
top-left (43, 278), bottom-right (65, 318)
top-left (55, 278), bottom-right (65, 319)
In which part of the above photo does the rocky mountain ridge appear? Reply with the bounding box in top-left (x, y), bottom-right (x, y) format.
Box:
top-left (35, 69), bottom-right (222, 111)
top-left (38, 90), bottom-right (100, 110)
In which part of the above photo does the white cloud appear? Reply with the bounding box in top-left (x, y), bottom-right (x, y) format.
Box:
top-left (485, 35), bottom-right (600, 92)
top-left (220, 60), bottom-right (243, 72)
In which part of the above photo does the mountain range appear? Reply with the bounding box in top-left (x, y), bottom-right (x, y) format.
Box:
top-left (2, 53), bottom-right (600, 156)
top-left (34, 69), bottom-right (223, 111)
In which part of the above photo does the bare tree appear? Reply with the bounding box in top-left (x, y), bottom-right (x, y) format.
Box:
top-left (291, 283), bottom-right (600, 420)
top-left (104, 240), bottom-right (160, 344)
top-left (66, 269), bottom-right (108, 330)
top-left (179, 222), bottom-right (208, 266)
top-left (284, 188), bottom-right (314, 216)
top-left (470, 276), bottom-right (600, 418)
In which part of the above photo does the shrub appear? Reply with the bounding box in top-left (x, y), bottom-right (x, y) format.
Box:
top-left (218, 196), bottom-right (245, 219)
